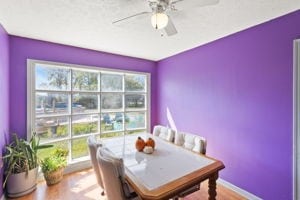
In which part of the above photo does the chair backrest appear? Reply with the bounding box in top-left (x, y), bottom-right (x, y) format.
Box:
top-left (87, 136), bottom-right (104, 189)
top-left (97, 147), bottom-right (131, 200)
top-left (153, 125), bottom-right (175, 142)
top-left (174, 132), bottom-right (207, 154)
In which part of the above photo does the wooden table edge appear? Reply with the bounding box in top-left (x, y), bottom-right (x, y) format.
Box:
top-left (125, 159), bottom-right (225, 200)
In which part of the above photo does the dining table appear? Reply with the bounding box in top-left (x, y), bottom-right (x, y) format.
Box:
top-left (102, 133), bottom-right (225, 200)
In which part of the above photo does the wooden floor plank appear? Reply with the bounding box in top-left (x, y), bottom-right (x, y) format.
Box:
top-left (8, 168), bottom-right (246, 200)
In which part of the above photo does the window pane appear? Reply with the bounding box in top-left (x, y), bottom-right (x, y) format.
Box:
top-left (36, 92), bottom-right (69, 116)
top-left (72, 115), bottom-right (98, 136)
top-left (125, 74), bottom-right (146, 92)
top-left (125, 112), bottom-right (145, 129)
top-left (126, 130), bottom-right (146, 135)
top-left (72, 70), bottom-right (98, 91)
top-left (72, 137), bottom-right (89, 159)
top-left (72, 93), bottom-right (98, 114)
top-left (125, 94), bottom-right (145, 109)
top-left (101, 113), bottom-right (124, 132)
top-left (101, 74), bottom-right (122, 92)
top-left (36, 64), bottom-right (70, 91)
top-left (35, 116), bottom-right (69, 142)
top-left (37, 140), bottom-right (69, 160)
top-left (100, 132), bottom-right (123, 139)
top-left (101, 94), bottom-right (122, 110)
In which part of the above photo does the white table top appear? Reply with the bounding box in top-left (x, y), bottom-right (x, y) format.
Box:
top-left (102, 133), bottom-right (215, 190)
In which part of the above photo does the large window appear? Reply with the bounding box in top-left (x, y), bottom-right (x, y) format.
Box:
top-left (27, 60), bottom-right (150, 164)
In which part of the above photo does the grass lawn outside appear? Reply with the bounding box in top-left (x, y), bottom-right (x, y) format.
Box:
top-left (37, 122), bottom-right (145, 161)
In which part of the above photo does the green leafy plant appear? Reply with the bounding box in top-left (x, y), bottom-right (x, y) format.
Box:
top-left (40, 148), bottom-right (68, 173)
top-left (52, 148), bottom-right (68, 158)
top-left (2, 132), bottom-right (53, 187)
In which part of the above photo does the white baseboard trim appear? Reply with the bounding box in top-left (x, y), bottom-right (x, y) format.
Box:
top-left (217, 178), bottom-right (262, 200)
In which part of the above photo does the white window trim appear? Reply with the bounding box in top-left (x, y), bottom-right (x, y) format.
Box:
top-left (27, 59), bottom-right (151, 172)
top-left (293, 39), bottom-right (300, 200)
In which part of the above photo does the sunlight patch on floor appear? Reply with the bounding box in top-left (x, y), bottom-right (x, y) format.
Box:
top-left (70, 173), bottom-right (97, 193)
top-left (84, 188), bottom-right (106, 200)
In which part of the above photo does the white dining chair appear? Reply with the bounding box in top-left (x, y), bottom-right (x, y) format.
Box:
top-left (173, 131), bottom-right (207, 199)
top-left (97, 147), bottom-right (139, 200)
top-left (174, 131), bottom-right (207, 154)
top-left (87, 136), bottom-right (105, 195)
top-left (153, 125), bottom-right (175, 142)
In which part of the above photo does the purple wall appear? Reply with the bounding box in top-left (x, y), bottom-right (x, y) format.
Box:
top-left (6, 9), bottom-right (300, 199)
top-left (0, 24), bottom-right (10, 198)
top-left (157, 10), bottom-right (300, 199)
top-left (9, 36), bottom-right (157, 139)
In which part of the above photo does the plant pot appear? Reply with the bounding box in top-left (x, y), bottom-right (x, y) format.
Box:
top-left (6, 167), bottom-right (38, 198)
top-left (43, 167), bottom-right (64, 186)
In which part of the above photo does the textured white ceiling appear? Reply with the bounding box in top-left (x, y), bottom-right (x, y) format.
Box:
top-left (0, 0), bottom-right (299, 61)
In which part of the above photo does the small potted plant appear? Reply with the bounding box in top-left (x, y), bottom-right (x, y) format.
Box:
top-left (2, 132), bottom-right (52, 198)
top-left (40, 147), bottom-right (68, 186)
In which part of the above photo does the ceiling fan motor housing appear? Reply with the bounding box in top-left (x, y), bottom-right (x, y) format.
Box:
top-left (149, 0), bottom-right (170, 13)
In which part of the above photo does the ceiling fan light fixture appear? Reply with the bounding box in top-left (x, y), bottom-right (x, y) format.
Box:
top-left (151, 13), bottom-right (168, 29)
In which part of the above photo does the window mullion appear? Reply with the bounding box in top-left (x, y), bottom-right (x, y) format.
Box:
top-left (122, 74), bottom-right (125, 136)
top-left (98, 72), bottom-right (101, 138)
top-left (147, 74), bottom-right (150, 133)
top-left (68, 68), bottom-right (73, 163)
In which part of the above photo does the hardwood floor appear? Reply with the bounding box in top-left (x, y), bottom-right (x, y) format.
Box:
top-left (8, 168), bottom-right (246, 200)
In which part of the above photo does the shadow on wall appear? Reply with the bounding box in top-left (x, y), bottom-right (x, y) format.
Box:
top-left (1, 131), bottom-right (10, 166)
top-left (1, 131), bottom-right (10, 191)
top-left (167, 107), bottom-right (177, 131)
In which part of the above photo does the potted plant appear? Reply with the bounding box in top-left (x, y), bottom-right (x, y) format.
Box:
top-left (2, 132), bottom-right (52, 198)
top-left (40, 147), bottom-right (68, 186)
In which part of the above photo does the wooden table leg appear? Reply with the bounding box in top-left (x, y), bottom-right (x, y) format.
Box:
top-left (208, 172), bottom-right (218, 200)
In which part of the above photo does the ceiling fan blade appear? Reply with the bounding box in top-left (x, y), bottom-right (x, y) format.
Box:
top-left (171, 0), bottom-right (219, 10)
top-left (112, 11), bottom-right (151, 24)
top-left (164, 17), bottom-right (177, 36)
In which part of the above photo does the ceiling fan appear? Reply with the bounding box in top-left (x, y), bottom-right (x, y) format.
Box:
top-left (112, 0), bottom-right (220, 36)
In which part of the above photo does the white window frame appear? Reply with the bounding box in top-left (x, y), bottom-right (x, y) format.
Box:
top-left (294, 39), bottom-right (300, 200)
top-left (27, 59), bottom-right (151, 171)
